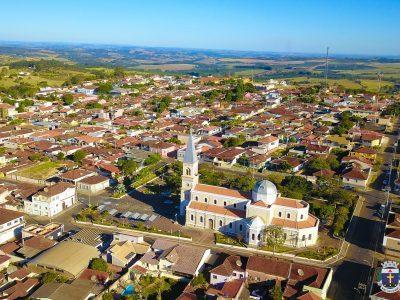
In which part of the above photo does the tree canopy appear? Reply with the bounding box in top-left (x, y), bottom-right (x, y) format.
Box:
top-left (89, 258), bottom-right (108, 272)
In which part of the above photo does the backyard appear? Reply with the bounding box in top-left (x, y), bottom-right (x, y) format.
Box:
top-left (17, 161), bottom-right (64, 179)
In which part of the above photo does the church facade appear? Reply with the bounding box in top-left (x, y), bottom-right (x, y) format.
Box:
top-left (180, 134), bottom-right (319, 248)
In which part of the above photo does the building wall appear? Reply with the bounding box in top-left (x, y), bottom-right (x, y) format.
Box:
top-left (0, 217), bottom-right (24, 244)
top-left (383, 236), bottom-right (400, 257)
top-left (343, 177), bottom-right (368, 188)
top-left (77, 180), bottom-right (109, 194)
top-left (25, 187), bottom-right (76, 217)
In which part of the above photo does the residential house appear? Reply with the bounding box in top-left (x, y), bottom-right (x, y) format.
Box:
top-left (382, 205), bottom-right (400, 257)
top-left (135, 239), bottom-right (211, 279)
top-left (104, 240), bottom-right (150, 268)
top-left (76, 175), bottom-right (110, 194)
top-left (24, 182), bottom-right (76, 217)
top-left (209, 255), bottom-right (246, 285)
top-left (0, 208), bottom-right (24, 244)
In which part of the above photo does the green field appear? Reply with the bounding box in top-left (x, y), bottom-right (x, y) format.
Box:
top-left (17, 161), bottom-right (63, 179)
top-left (284, 76), bottom-right (394, 92)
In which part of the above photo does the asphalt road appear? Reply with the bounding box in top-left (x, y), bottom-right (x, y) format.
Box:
top-left (328, 120), bottom-right (400, 299)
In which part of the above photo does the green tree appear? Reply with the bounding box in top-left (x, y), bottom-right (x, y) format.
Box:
top-left (114, 183), bottom-right (127, 196)
top-left (140, 276), bottom-right (171, 300)
top-left (41, 272), bottom-right (68, 284)
top-left (319, 205), bottom-right (336, 222)
top-left (332, 206), bottom-right (350, 236)
top-left (315, 176), bottom-right (341, 198)
top-left (223, 134), bottom-right (246, 147)
top-left (89, 258), bottom-right (108, 272)
top-left (28, 153), bottom-right (42, 162)
top-left (164, 161), bottom-right (183, 194)
top-left (152, 96), bottom-right (172, 113)
top-left (277, 161), bottom-right (292, 172)
top-left (144, 153), bottom-right (161, 166)
top-left (119, 159), bottom-right (138, 177)
top-left (113, 66), bottom-right (126, 78)
top-left (102, 292), bottom-right (114, 300)
top-left (281, 176), bottom-right (313, 200)
top-left (167, 137), bottom-right (183, 145)
top-left (199, 168), bottom-right (224, 186)
top-left (237, 155), bottom-right (250, 167)
top-left (192, 273), bottom-right (208, 288)
top-left (97, 83), bottom-right (113, 94)
top-left (271, 282), bottom-right (283, 300)
top-left (56, 152), bottom-right (65, 161)
top-left (307, 157), bottom-right (330, 173)
top-left (62, 93), bottom-right (74, 105)
top-left (262, 225), bottom-right (286, 254)
top-left (228, 173), bottom-right (256, 191)
top-left (85, 102), bottom-right (103, 109)
top-left (72, 150), bottom-right (87, 164)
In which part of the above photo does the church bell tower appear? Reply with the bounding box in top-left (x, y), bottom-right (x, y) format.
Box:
top-left (180, 131), bottom-right (199, 216)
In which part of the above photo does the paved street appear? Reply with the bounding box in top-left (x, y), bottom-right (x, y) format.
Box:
top-left (328, 120), bottom-right (400, 299)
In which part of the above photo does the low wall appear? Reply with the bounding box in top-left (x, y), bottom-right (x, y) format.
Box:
top-left (6, 173), bottom-right (52, 186)
top-left (215, 242), bottom-right (339, 265)
top-left (75, 221), bottom-right (192, 242)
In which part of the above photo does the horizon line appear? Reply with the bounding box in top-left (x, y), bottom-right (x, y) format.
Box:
top-left (0, 39), bottom-right (399, 59)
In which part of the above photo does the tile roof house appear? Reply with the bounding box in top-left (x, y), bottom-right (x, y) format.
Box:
top-left (135, 239), bottom-right (211, 278)
top-left (206, 279), bottom-right (246, 300)
top-left (246, 256), bottom-right (291, 283)
top-left (24, 182), bottom-right (76, 217)
top-left (209, 255), bottom-right (246, 285)
top-left (104, 240), bottom-right (150, 268)
top-left (0, 208), bottom-right (24, 244)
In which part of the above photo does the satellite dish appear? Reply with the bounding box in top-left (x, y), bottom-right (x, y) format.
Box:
top-left (236, 260), bottom-right (242, 267)
top-left (298, 269), bottom-right (304, 276)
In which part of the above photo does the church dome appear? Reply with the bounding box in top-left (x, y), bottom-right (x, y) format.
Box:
top-left (252, 180), bottom-right (278, 205)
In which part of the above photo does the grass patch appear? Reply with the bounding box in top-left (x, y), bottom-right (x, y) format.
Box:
top-left (215, 233), bottom-right (246, 247)
top-left (259, 244), bottom-right (294, 253)
top-left (17, 161), bottom-right (63, 179)
top-left (296, 246), bottom-right (339, 260)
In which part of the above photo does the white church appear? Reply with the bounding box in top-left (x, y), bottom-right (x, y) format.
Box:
top-left (180, 134), bottom-right (319, 248)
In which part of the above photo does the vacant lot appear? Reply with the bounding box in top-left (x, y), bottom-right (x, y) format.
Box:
top-left (17, 161), bottom-right (63, 179)
top-left (285, 76), bottom-right (393, 92)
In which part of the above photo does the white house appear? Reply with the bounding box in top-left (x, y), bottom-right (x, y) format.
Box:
top-left (76, 175), bottom-right (110, 194)
top-left (24, 182), bottom-right (76, 217)
top-left (0, 208), bottom-right (24, 244)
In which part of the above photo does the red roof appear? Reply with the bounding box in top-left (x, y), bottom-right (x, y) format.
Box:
top-left (79, 268), bottom-right (109, 283)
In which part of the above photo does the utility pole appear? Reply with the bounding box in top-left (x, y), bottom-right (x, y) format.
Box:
top-left (377, 72), bottom-right (383, 107)
top-left (324, 46), bottom-right (330, 92)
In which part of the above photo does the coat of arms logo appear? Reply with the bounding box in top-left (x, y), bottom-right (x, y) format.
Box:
top-left (378, 261), bottom-right (400, 293)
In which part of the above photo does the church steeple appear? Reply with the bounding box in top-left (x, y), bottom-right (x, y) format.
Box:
top-left (183, 130), bottom-right (197, 164)
top-left (180, 130), bottom-right (199, 216)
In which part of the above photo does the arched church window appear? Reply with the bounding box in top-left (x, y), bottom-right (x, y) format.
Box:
top-left (195, 196), bottom-right (198, 201)
top-left (219, 220), bottom-right (223, 226)
top-left (200, 216), bottom-right (203, 223)
top-left (186, 168), bottom-right (191, 176)
top-left (252, 234), bottom-right (255, 240)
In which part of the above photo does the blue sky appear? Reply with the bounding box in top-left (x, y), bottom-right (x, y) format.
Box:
top-left (0, 0), bottom-right (399, 55)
